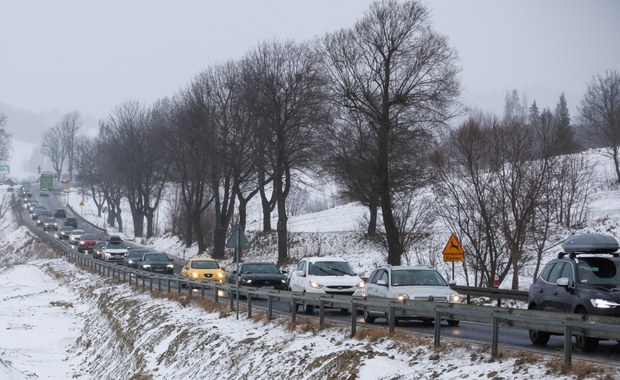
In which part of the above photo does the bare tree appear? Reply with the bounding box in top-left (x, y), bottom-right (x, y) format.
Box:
top-left (579, 68), bottom-right (620, 182)
top-left (41, 124), bottom-right (66, 180)
top-left (322, 0), bottom-right (461, 265)
top-left (60, 111), bottom-right (82, 182)
top-left (241, 39), bottom-right (331, 265)
top-left (0, 113), bottom-right (12, 163)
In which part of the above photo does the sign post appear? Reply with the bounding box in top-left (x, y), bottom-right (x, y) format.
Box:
top-left (442, 234), bottom-right (465, 281)
top-left (226, 225), bottom-right (249, 319)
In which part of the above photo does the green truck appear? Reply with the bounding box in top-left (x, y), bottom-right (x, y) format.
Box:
top-left (39, 172), bottom-right (54, 190)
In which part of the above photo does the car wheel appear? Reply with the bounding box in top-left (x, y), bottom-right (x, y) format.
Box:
top-left (447, 320), bottom-right (460, 327)
top-left (363, 310), bottom-right (375, 323)
top-left (574, 308), bottom-right (599, 352)
top-left (527, 304), bottom-right (550, 346)
top-left (304, 305), bottom-right (314, 315)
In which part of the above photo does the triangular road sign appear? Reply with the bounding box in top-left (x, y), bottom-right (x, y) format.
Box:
top-left (443, 234), bottom-right (464, 255)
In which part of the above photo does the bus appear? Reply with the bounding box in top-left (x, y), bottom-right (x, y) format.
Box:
top-left (40, 172), bottom-right (54, 190)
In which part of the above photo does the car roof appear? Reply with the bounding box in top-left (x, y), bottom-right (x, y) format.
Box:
top-left (303, 256), bottom-right (348, 263)
top-left (71, 229), bottom-right (86, 234)
top-left (380, 265), bottom-right (436, 271)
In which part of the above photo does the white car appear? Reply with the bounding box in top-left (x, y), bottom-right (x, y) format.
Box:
top-left (68, 229), bottom-right (86, 245)
top-left (356, 265), bottom-right (461, 326)
top-left (103, 240), bottom-right (129, 262)
top-left (288, 256), bottom-right (365, 314)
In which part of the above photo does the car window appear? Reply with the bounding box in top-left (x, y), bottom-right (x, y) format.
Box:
top-left (308, 261), bottom-right (354, 276)
top-left (559, 262), bottom-right (575, 287)
top-left (391, 269), bottom-right (447, 286)
top-left (241, 264), bottom-right (279, 274)
top-left (539, 262), bottom-right (555, 281)
top-left (144, 254), bottom-right (169, 262)
top-left (297, 261), bottom-right (306, 272)
top-left (107, 241), bottom-right (127, 249)
top-left (578, 258), bottom-right (620, 287)
top-left (547, 262), bottom-right (565, 284)
top-left (367, 270), bottom-right (380, 284)
top-left (191, 260), bottom-right (220, 270)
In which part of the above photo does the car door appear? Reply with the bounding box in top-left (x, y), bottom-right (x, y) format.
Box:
top-left (552, 261), bottom-right (576, 313)
top-left (289, 260), bottom-right (307, 291)
top-left (540, 262), bottom-right (566, 312)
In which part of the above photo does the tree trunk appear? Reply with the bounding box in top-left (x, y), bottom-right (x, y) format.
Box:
top-left (212, 225), bottom-right (227, 260)
top-left (276, 194), bottom-right (288, 266)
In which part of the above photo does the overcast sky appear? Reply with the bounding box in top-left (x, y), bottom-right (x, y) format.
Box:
top-left (1, 0), bottom-right (618, 125)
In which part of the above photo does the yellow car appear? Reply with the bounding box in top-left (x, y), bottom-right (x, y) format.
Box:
top-left (180, 258), bottom-right (226, 284)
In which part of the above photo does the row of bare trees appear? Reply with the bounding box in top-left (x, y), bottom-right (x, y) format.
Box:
top-left (38, 1), bottom-right (619, 274)
top-left (41, 111), bottom-right (82, 182)
top-left (0, 113), bottom-right (11, 164)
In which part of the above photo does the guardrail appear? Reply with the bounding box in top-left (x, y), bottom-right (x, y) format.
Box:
top-left (451, 285), bottom-right (529, 306)
top-left (15, 199), bottom-right (620, 368)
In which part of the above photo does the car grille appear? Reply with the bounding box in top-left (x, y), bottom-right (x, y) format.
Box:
top-left (204, 273), bottom-right (213, 278)
top-left (412, 296), bottom-right (448, 302)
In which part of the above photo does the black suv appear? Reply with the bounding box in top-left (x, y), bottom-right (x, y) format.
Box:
top-left (528, 233), bottom-right (620, 351)
top-left (64, 217), bottom-right (78, 228)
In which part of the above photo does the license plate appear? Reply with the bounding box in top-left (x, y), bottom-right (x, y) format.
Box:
top-left (262, 286), bottom-right (274, 289)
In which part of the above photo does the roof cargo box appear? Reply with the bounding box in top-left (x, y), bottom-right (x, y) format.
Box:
top-left (562, 233), bottom-right (619, 254)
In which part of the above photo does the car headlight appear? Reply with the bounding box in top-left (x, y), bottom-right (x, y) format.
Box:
top-left (216, 272), bottom-right (224, 279)
top-left (309, 280), bottom-right (324, 289)
top-left (591, 299), bottom-right (620, 309)
top-left (191, 272), bottom-right (199, 279)
top-left (242, 278), bottom-right (253, 284)
top-left (281, 279), bottom-right (287, 284)
top-left (396, 293), bottom-right (410, 301)
top-left (142, 264), bottom-right (151, 268)
top-left (167, 264), bottom-right (174, 268)
top-left (450, 293), bottom-right (462, 303)
top-left (356, 280), bottom-right (365, 289)
top-left (128, 259), bottom-right (134, 264)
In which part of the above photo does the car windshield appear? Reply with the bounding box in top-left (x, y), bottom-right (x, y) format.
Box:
top-left (578, 258), bottom-right (620, 288)
top-left (62, 226), bottom-right (73, 232)
top-left (308, 261), bottom-right (355, 276)
top-left (390, 269), bottom-right (448, 287)
top-left (144, 254), bottom-right (169, 262)
top-left (81, 235), bottom-right (97, 240)
top-left (45, 218), bottom-right (56, 223)
top-left (107, 241), bottom-right (127, 249)
top-left (191, 260), bottom-right (220, 270)
top-left (72, 230), bottom-right (85, 235)
top-left (127, 250), bottom-right (147, 258)
top-left (241, 263), bottom-right (280, 274)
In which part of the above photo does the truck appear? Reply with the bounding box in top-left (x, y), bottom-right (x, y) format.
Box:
top-left (39, 172), bottom-right (54, 190)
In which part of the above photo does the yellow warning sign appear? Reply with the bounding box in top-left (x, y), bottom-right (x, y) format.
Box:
top-left (79, 200), bottom-right (85, 207)
top-left (443, 234), bottom-right (464, 262)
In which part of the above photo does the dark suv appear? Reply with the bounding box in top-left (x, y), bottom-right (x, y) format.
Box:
top-left (64, 217), bottom-right (78, 229)
top-left (528, 233), bottom-right (620, 351)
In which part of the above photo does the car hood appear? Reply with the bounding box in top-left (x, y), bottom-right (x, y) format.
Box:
top-left (306, 274), bottom-right (362, 286)
top-left (106, 248), bottom-right (128, 253)
top-left (580, 284), bottom-right (620, 301)
top-left (392, 285), bottom-right (457, 299)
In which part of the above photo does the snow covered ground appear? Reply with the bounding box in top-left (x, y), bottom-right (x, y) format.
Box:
top-left (1, 148), bottom-right (620, 379)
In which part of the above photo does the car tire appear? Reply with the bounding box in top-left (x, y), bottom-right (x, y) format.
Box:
top-left (574, 308), bottom-right (599, 352)
top-left (363, 310), bottom-right (375, 323)
top-left (447, 319), bottom-right (460, 327)
top-left (304, 305), bottom-right (314, 315)
top-left (527, 304), bottom-right (550, 346)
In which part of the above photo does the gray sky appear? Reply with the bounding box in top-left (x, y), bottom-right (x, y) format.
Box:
top-left (1, 0), bottom-right (619, 129)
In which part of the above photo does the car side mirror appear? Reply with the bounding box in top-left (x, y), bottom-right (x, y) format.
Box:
top-left (281, 269), bottom-right (288, 274)
top-left (295, 270), bottom-right (305, 277)
top-left (448, 280), bottom-right (456, 286)
top-left (377, 279), bottom-right (387, 286)
top-left (556, 277), bottom-right (570, 287)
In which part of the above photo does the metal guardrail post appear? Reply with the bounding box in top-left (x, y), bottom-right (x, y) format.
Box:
top-left (389, 306), bottom-right (395, 335)
top-left (167, 279), bottom-right (171, 293)
top-left (200, 285), bottom-right (205, 299)
top-left (247, 295), bottom-right (253, 318)
top-left (350, 302), bottom-right (357, 337)
top-left (434, 311), bottom-right (441, 347)
top-left (319, 300), bottom-right (325, 327)
top-left (291, 298), bottom-right (297, 323)
top-left (491, 316), bottom-right (499, 357)
top-left (149, 277), bottom-right (153, 292)
top-left (267, 295), bottom-right (272, 321)
top-left (214, 286), bottom-right (219, 302)
top-left (129, 273), bottom-right (133, 286)
top-left (229, 291), bottom-right (234, 311)
top-left (564, 326), bottom-right (572, 368)
top-left (497, 298), bottom-right (501, 308)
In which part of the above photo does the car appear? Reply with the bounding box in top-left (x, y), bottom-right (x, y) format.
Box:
top-left (43, 218), bottom-right (58, 231)
top-left (31, 205), bottom-right (46, 220)
top-left (56, 225), bottom-right (73, 240)
top-left (102, 240), bottom-right (129, 262)
top-left (77, 234), bottom-right (99, 253)
top-left (136, 252), bottom-right (174, 275)
top-left (356, 265), bottom-right (462, 326)
top-left (123, 248), bottom-right (151, 268)
top-left (68, 229), bottom-right (86, 245)
top-left (39, 188), bottom-right (50, 197)
top-left (288, 256), bottom-right (365, 314)
top-left (180, 258), bottom-right (225, 285)
top-left (27, 200), bottom-right (40, 213)
top-left (528, 233), bottom-right (620, 352)
top-left (64, 217), bottom-right (78, 229)
top-left (54, 208), bottom-right (67, 218)
top-left (228, 262), bottom-right (288, 291)
top-left (36, 210), bottom-right (53, 226)
top-left (93, 241), bottom-right (107, 259)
